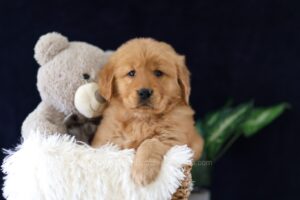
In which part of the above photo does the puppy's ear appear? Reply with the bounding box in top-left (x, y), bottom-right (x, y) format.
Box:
top-left (99, 63), bottom-right (114, 101)
top-left (176, 55), bottom-right (191, 105)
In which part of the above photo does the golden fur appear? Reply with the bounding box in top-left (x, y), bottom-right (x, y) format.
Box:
top-left (92, 38), bottom-right (204, 186)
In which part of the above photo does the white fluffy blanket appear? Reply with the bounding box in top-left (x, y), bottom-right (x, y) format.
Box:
top-left (2, 133), bottom-right (193, 200)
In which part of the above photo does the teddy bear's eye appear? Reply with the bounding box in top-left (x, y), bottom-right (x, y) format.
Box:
top-left (82, 73), bottom-right (90, 80)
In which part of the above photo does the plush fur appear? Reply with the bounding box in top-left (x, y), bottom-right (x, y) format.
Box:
top-left (22, 32), bottom-right (111, 143)
top-left (2, 133), bottom-right (193, 200)
top-left (92, 38), bottom-right (204, 186)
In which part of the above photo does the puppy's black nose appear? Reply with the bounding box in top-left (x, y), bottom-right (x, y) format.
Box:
top-left (137, 88), bottom-right (153, 100)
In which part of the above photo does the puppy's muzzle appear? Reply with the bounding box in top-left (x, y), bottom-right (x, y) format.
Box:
top-left (137, 88), bottom-right (153, 101)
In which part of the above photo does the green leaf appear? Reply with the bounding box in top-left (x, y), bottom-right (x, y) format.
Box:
top-left (202, 110), bottom-right (223, 129)
top-left (205, 102), bottom-right (253, 160)
top-left (202, 103), bottom-right (233, 130)
top-left (195, 120), bottom-right (206, 137)
top-left (241, 103), bottom-right (290, 137)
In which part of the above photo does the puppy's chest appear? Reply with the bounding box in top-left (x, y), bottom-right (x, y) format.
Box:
top-left (117, 119), bottom-right (160, 148)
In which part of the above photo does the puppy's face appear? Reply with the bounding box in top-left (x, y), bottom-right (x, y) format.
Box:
top-left (99, 38), bottom-right (190, 114)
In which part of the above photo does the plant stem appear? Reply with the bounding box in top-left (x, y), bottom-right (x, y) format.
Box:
top-left (213, 132), bottom-right (241, 162)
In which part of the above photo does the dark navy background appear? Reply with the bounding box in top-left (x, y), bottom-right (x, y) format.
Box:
top-left (0, 0), bottom-right (299, 199)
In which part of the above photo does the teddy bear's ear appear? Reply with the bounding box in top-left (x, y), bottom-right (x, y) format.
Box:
top-left (34, 32), bottom-right (69, 65)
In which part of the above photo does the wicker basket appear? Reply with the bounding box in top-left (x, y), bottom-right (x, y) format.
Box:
top-left (171, 165), bottom-right (192, 200)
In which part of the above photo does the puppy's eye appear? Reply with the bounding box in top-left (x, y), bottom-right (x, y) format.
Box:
top-left (127, 70), bottom-right (136, 77)
top-left (82, 73), bottom-right (90, 80)
top-left (154, 70), bottom-right (163, 77)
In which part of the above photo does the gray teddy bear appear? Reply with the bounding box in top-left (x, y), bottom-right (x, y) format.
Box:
top-left (21, 32), bottom-right (110, 143)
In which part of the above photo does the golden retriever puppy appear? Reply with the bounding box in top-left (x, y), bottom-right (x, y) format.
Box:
top-left (92, 38), bottom-right (204, 186)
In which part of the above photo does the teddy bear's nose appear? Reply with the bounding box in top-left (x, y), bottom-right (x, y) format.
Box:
top-left (137, 88), bottom-right (153, 101)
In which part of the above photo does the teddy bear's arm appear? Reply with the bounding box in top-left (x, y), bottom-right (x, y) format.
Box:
top-left (21, 102), bottom-right (67, 139)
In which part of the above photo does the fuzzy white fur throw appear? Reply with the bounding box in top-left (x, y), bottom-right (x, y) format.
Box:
top-left (2, 133), bottom-right (193, 200)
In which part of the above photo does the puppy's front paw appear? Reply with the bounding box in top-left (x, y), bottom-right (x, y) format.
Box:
top-left (131, 158), bottom-right (162, 186)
